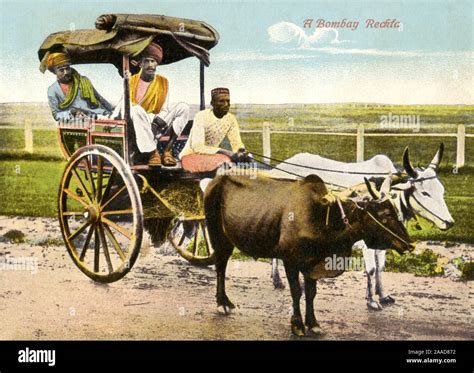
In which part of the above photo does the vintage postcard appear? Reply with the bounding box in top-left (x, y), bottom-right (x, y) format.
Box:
top-left (0, 0), bottom-right (472, 366)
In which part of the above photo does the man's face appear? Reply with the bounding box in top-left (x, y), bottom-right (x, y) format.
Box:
top-left (55, 64), bottom-right (72, 84)
top-left (211, 94), bottom-right (230, 117)
top-left (139, 57), bottom-right (158, 81)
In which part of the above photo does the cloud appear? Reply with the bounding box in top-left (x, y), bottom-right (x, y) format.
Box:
top-left (267, 22), bottom-right (474, 59)
top-left (307, 28), bottom-right (349, 45)
top-left (267, 21), bottom-right (350, 49)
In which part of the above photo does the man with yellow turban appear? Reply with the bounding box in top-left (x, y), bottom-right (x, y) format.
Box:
top-left (112, 42), bottom-right (189, 167)
top-left (46, 52), bottom-right (113, 121)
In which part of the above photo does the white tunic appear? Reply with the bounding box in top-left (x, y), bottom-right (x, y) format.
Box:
top-left (180, 109), bottom-right (244, 158)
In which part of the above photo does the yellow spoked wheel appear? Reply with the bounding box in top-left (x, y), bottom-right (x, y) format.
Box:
top-left (58, 145), bottom-right (143, 283)
top-left (169, 218), bottom-right (215, 266)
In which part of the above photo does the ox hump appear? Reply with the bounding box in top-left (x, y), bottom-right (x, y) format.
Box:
top-left (370, 154), bottom-right (397, 172)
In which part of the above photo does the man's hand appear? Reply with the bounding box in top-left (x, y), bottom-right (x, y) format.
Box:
top-left (234, 148), bottom-right (252, 163)
top-left (229, 149), bottom-right (251, 163)
top-left (218, 148), bottom-right (251, 163)
top-left (71, 108), bottom-right (88, 118)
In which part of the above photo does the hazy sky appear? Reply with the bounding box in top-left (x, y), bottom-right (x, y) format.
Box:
top-left (0, 0), bottom-right (472, 105)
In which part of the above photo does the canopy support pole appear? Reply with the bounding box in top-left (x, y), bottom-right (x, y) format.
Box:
top-left (123, 56), bottom-right (131, 165)
top-left (200, 61), bottom-right (205, 110)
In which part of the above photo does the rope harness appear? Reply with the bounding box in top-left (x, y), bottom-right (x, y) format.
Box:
top-left (392, 182), bottom-right (448, 225)
top-left (247, 151), bottom-right (443, 247)
top-left (322, 192), bottom-right (412, 247)
top-left (251, 151), bottom-right (444, 228)
top-left (363, 210), bottom-right (412, 247)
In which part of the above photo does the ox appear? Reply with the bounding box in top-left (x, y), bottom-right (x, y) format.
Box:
top-left (204, 173), bottom-right (414, 336)
top-left (267, 144), bottom-right (454, 310)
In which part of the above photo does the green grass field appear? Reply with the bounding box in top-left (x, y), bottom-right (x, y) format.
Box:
top-left (0, 160), bottom-right (64, 217)
top-left (0, 102), bottom-right (473, 243)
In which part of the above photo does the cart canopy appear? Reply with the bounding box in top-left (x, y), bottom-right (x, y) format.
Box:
top-left (38, 13), bottom-right (220, 73)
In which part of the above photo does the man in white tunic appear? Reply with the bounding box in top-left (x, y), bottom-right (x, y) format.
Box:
top-left (180, 88), bottom-right (246, 172)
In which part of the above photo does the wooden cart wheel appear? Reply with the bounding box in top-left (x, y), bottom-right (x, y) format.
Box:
top-left (169, 218), bottom-right (215, 266)
top-left (58, 145), bottom-right (143, 283)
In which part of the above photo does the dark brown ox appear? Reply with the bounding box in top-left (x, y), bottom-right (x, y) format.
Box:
top-left (204, 174), bottom-right (414, 336)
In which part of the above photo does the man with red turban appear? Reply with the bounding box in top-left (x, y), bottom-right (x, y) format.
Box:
top-left (46, 52), bottom-right (113, 121)
top-left (113, 42), bottom-right (189, 167)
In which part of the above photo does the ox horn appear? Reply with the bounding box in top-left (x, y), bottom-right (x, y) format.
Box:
top-left (428, 143), bottom-right (444, 170)
top-left (391, 172), bottom-right (409, 185)
top-left (364, 177), bottom-right (381, 200)
top-left (381, 174), bottom-right (392, 196)
top-left (402, 146), bottom-right (418, 179)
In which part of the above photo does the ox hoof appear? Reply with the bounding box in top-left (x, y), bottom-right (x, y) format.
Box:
top-left (291, 317), bottom-right (305, 337)
top-left (291, 325), bottom-right (305, 337)
top-left (217, 305), bottom-right (232, 315)
top-left (367, 300), bottom-right (383, 311)
top-left (380, 295), bottom-right (395, 305)
top-left (217, 298), bottom-right (235, 315)
top-left (273, 278), bottom-right (285, 290)
top-left (307, 326), bottom-right (325, 337)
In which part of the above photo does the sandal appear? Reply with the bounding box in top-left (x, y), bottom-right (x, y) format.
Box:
top-left (148, 150), bottom-right (162, 167)
top-left (162, 150), bottom-right (177, 166)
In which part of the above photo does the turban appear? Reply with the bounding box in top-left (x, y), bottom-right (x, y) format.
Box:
top-left (211, 87), bottom-right (230, 99)
top-left (140, 42), bottom-right (164, 64)
top-left (47, 52), bottom-right (71, 72)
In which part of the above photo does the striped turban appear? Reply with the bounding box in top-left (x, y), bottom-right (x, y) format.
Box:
top-left (211, 87), bottom-right (230, 99)
top-left (47, 52), bottom-right (71, 72)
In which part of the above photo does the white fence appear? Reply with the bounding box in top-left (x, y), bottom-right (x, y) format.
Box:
top-left (242, 122), bottom-right (472, 169)
top-left (8, 120), bottom-right (474, 168)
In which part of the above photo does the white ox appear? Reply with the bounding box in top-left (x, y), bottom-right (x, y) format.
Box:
top-left (267, 144), bottom-right (454, 310)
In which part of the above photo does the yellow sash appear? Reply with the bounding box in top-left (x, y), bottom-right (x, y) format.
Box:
top-left (130, 72), bottom-right (169, 114)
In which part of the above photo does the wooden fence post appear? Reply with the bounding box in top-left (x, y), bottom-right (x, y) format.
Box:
top-left (456, 124), bottom-right (465, 169)
top-left (262, 122), bottom-right (271, 165)
top-left (24, 119), bottom-right (33, 154)
top-left (356, 123), bottom-right (364, 162)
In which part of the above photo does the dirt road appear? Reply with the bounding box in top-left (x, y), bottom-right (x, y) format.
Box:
top-left (0, 216), bottom-right (472, 340)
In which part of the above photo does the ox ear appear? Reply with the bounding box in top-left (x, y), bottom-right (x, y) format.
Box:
top-left (364, 177), bottom-right (381, 200)
top-left (402, 146), bottom-right (419, 179)
top-left (428, 143), bottom-right (444, 170)
top-left (303, 174), bottom-right (324, 184)
top-left (303, 174), bottom-right (327, 193)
